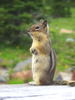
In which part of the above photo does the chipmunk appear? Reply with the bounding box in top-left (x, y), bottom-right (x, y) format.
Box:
top-left (27, 19), bottom-right (75, 86)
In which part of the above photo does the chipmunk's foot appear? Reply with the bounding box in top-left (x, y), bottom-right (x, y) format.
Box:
top-left (68, 81), bottom-right (75, 87)
top-left (28, 82), bottom-right (39, 86)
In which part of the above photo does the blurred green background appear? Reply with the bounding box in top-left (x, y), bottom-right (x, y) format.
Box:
top-left (0, 0), bottom-right (75, 84)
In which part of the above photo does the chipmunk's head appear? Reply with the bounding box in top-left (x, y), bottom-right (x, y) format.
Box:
top-left (27, 19), bottom-right (49, 38)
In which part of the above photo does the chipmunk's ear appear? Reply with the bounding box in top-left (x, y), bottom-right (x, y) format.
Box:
top-left (43, 20), bottom-right (48, 28)
top-left (40, 19), bottom-right (44, 23)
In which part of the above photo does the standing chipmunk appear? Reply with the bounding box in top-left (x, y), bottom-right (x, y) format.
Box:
top-left (27, 19), bottom-right (75, 86)
top-left (27, 19), bottom-right (56, 85)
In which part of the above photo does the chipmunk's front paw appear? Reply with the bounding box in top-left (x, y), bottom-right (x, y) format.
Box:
top-left (30, 48), bottom-right (38, 55)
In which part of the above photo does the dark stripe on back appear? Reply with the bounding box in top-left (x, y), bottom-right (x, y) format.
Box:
top-left (49, 51), bottom-right (52, 70)
top-left (49, 48), bottom-right (56, 71)
top-left (53, 49), bottom-right (56, 69)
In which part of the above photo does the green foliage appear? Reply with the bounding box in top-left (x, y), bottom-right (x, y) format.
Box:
top-left (0, 35), bottom-right (31, 69)
top-left (8, 78), bottom-right (24, 84)
top-left (0, 0), bottom-right (43, 45)
top-left (8, 77), bottom-right (33, 84)
top-left (50, 0), bottom-right (71, 17)
top-left (0, 0), bottom-right (73, 46)
top-left (71, 0), bottom-right (75, 7)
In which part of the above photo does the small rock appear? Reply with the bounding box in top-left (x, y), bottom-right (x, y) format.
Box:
top-left (60, 28), bottom-right (73, 34)
top-left (55, 72), bottom-right (72, 81)
top-left (0, 68), bottom-right (9, 83)
top-left (65, 67), bottom-right (72, 73)
top-left (0, 76), bottom-right (7, 83)
top-left (14, 58), bottom-right (32, 72)
top-left (0, 58), bottom-right (3, 67)
top-left (72, 70), bottom-right (75, 81)
top-left (11, 70), bottom-right (32, 82)
top-left (66, 38), bottom-right (75, 43)
top-left (55, 73), bottom-right (63, 81)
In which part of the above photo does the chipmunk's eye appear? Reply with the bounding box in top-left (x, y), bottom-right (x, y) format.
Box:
top-left (35, 26), bottom-right (39, 29)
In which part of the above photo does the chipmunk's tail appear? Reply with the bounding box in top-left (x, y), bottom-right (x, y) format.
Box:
top-left (52, 80), bottom-right (75, 87)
